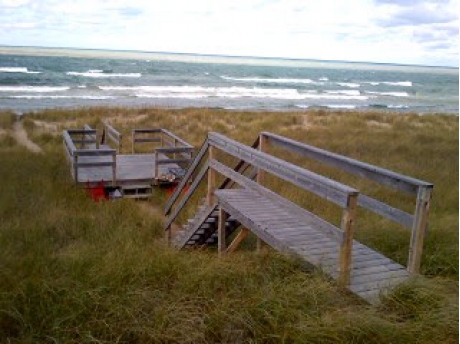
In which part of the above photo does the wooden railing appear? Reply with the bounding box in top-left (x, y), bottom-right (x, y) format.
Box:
top-left (63, 128), bottom-right (117, 185)
top-left (164, 132), bottom-right (360, 286)
top-left (102, 122), bottom-right (122, 152)
top-left (132, 128), bottom-right (194, 179)
top-left (260, 132), bottom-right (434, 274)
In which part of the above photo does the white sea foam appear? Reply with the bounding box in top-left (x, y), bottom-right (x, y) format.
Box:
top-left (387, 104), bottom-right (409, 109)
top-left (337, 82), bottom-right (360, 88)
top-left (0, 86), bottom-right (70, 92)
top-left (220, 76), bottom-right (319, 84)
top-left (0, 67), bottom-right (41, 74)
top-left (364, 81), bottom-right (412, 87)
top-left (9, 95), bottom-right (115, 99)
top-left (325, 90), bottom-right (361, 96)
top-left (100, 85), bottom-right (368, 100)
top-left (366, 91), bottom-right (409, 97)
top-left (319, 77), bottom-right (329, 81)
top-left (326, 104), bottom-right (357, 109)
top-left (67, 70), bottom-right (141, 78)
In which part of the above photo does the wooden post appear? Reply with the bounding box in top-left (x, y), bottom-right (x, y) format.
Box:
top-left (111, 153), bottom-right (117, 186)
top-left (154, 151), bottom-right (159, 179)
top-left (207, 146), bottom-right (216, 206)
top-left (338, 193), bottom-right (358, 287)
top-left (227, 228), bottom-right (249, 253)
top-left (407, 186), bottom-right (432, 274)
top-left (96, 130), bottom-right (100, 149)
top-left (256, 134), bottom-right (268, 251)
top-left (131, 131), bottom-right (135, 154)
top-left (119, 134), bottom-right (123, 154)
top-left (218, 207), bottom-right (228, 257)
top-left (73, 155), bottom-right (78, 184)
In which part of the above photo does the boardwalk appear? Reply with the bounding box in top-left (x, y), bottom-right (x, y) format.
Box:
top-left (165, 132), bottom-right (433, 304)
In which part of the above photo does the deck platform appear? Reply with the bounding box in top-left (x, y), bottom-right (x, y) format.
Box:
top-left (75, 153), bottom-right (181, 186)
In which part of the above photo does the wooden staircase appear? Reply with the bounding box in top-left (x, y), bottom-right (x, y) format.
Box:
top-left (164, 132), bottom-right (433, 305)
top-left (173, 202), bottom-right (241, 248)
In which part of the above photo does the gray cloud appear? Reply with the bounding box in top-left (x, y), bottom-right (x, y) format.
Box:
top-left (378, 5), bottom-right (457, 27)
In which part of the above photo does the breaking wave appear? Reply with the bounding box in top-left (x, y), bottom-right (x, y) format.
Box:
top-left (66, 70), bottom-right (141, 78)
top-left (0, 67), bottom-right (41, 74)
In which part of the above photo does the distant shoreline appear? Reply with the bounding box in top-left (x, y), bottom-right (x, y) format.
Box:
top-left (0, 45), bottom-right (457, 73)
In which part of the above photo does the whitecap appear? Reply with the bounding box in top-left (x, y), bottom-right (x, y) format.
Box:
top-left (0, 67), bottom-right (41, 74)
top-left (220, 76), bottom-right (319, 84)
top-left (9, 95), bottom-right (116, 99)
top-left (67, 70), bottom-right (141, 78)
top-left (0, 86), bottom-right (70, 92)
top-left (326, 104), bottom-right (357, 109)
top-left (337, 82), bottom-right (360, 88)
top-left (364, 81), bottom-right (412, 87)
top-left (366, 91), bottom-right (409, 97)
top-left (325, 90), bottom-right (361, 96)
top-left (319, 77), bottom-right (329, 81)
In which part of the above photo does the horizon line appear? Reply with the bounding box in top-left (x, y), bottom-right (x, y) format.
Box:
top-left (0, 44), bottom-right (458, 70)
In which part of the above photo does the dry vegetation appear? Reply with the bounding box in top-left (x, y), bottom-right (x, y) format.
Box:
top-left (0, 107), bottom-right (458, 343)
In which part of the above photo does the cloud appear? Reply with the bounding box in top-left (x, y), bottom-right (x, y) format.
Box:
top-left (377, 3), bottom-right (457, 27)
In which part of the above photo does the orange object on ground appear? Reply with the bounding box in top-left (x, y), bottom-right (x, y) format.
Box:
top-left (86, 181), bottom-right (108, 201)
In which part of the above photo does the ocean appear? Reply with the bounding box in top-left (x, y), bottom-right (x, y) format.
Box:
top-left (0, 47), bottom-right (458, 114)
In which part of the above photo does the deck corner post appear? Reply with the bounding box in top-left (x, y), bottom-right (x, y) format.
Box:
top-left (111, 153), bottom-right (117, 186)
top-left (131, 130), bottom-right (135, 154)
top-left (154, 150), bottom-right (159, 179)
top-left (407, 186), bottom-right (432, 274)
top-left (339, 193), bottom-right (358, 287)
top-left (218, 207), bottom-right (228, 257)
top-left (73, 155), bottom-right (78, 184)
top-left (207, 146), bottom-right (216, 206)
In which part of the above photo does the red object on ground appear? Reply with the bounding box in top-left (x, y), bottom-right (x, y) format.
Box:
top-left (86, 181), bottom-right (108, 202)
top-left (166, 184), bottom-right (189, 199)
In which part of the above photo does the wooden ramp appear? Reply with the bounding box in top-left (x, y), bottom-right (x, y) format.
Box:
top-left (215, 188), bottom-right (410, 304)
top-left (165, 132), bottom-right (433, 305)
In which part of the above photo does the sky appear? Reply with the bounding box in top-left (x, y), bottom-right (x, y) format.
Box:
top-left (0, 0), bottom-right (458, 67)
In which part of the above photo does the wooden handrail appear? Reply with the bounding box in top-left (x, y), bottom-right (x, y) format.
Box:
top-left (164, 139), bottom-right (209, 215)
top-left (261, 132), bottom-right (433, 194)
top-left (209, 132), bottom-right (359, 208)
top-left (161, 129), bottom-right (193, 148)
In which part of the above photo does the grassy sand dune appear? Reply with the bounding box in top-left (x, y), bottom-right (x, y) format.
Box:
top-left (0, 108), bottom-right (458, 343)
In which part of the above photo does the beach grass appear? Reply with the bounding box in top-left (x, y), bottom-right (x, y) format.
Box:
top-left (0, 107), bottom-right (457, 343)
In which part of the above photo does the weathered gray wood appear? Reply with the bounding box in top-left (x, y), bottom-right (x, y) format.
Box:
top-left (157, 158), bottom-right (191, 165)
top-left (407, 186), bottom-right (433, 274)
top-left (207, 147), bottom-right (216, 206)
top-left (164, 139), bottom-right (209, 215)
top-left (164, 161), bottom-right (209, 230)
top-left (74, 149), bottom-right (116, 157)
top-left (67, 129), bottom-right (97, 135)
top-left (156, 147), bottom-right (194, 154)
top-left (76, 161), bottom-right (115, 168)
top-left (134, 138), bottom-right (162, 143)
top-left (161, 129), bottom-right (193, 148)
top-left (339, 194), bottom-right (358, 287)
top-left (358, 194), bottom-right (414, 229)
top-left (133, 128), bottom-right (162, 133)
top-left (210, 160), bottom-right (343, 241)
top-left (175, 205), bottom-right (217, 248)
top-left (208, 132), bottom-right (358, 208)
top-left (218, 207), bottom-right (228, 257)
top-left (63, 131), bottom-right (76, 153)
top-left (262, 132), bottom-right (433, 194)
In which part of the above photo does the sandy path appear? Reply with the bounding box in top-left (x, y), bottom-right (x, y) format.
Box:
top-left (12, 119), bottom-right (43, 153)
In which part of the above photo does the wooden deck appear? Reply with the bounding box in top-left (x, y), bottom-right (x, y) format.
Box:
top-left (75, 153), bottom-right (180, 185)
top-left (215, 188), bottom-right (410, 304)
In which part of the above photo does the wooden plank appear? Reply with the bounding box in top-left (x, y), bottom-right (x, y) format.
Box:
top-left (350, 273), bottom-right (409, 293)
top-left (76, 161), bottom-right (114, 168)
top-left (358, 194), bottom-right (414, 229)
top-left (63, 131), bottom-right (76, 152)
top-left (407, 186), bottom-right (433, 274)
top-left (133, 128), bottom-right (162, 133)
top-left (211, 162), bottom-right (343, 241)
top-left (218, 207), bottom-right (228, 257)
top-left (134, 138), bottom-right (161, 143)
top-left (207, 147), bottom-right (216, 206)
top-left (74, 149), bottom-right (116, 157)
top-left (262, 132), bottom-right (433, 194)
top-left (67, 129), bottom-right (97, 135)
top-left (208, 133), bottom-right (359, 208)
top-left (175, 205), bottom-right (217, 248)
top-left (156, 147), bottom-right (193, 154)
top-left (164, 139), bottom-right (209, 215)
top-left (227, 228), bottom-right (250, 253)
top-left (161, 129), bottom-right (193, 148)
top-left (164, 161), bottom-right (209, 230)
top-left (157, 158), bottom-right (191, 165)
